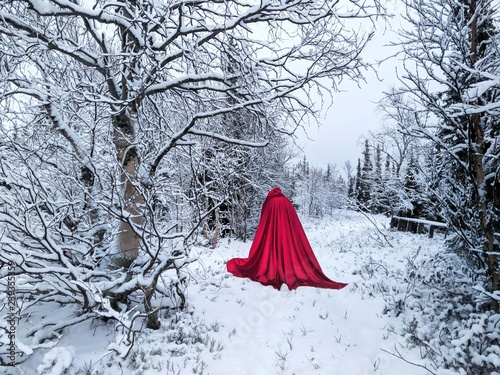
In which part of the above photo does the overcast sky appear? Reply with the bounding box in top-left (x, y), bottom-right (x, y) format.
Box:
top-left (294, 3), bottom-right (403, 171)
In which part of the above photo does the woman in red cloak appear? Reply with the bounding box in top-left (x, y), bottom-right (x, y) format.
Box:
top-left (227, 188), bottom-right (347, 290)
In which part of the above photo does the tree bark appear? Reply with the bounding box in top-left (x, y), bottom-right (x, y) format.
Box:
top-left (114, 113), bottom-right (144, 263)
top-left (470, 3), bottom-right (499, 310)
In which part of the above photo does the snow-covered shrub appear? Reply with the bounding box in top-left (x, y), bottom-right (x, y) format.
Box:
top-left (37, 347), bottom-right (75, 375)
top-left (105, 312), bottom-right (222, 374)
top-left (383, 247), bottom-right (500, 374)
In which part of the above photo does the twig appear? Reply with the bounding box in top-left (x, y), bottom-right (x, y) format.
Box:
top-left (381, 345), bottom-right (437, 375)
top-left (347, 198), bottom-right (393, 247)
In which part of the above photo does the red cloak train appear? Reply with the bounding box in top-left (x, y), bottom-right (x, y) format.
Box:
top-left (226, 188), bottom-right (347, 290)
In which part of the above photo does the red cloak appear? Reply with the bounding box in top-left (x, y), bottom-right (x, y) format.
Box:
top-left (226, 188), bottom-right (347, 290)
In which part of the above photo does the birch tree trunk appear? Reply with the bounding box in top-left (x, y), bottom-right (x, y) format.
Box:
top-left (114, 113), bottom-right (144, 263)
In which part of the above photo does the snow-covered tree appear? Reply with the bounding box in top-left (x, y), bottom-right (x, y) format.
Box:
top-left (368, 143), bottom-right (385, 213)
top-left (395, 0), bottom-right (500, 308)
top-left (0, 0), bottom-right (386, 361)
top-left (402, 149), bottom-right (426, 217)
top-left (375, 91), bottom-right (432, 215)
top-left (382, 153), bottom-right (401, 215)
top-left (290, 158), bottom-right (347, 218)
top-left (355, 139), bottom-right (373, 207)
top-left (344, 160), bottom-right (356, 199)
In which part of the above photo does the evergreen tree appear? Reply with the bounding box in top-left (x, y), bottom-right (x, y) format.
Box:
top-left (357, 140), bottom-right (372, 207)
top-left (325, 164), bottom-right (332, 182)
top-left (348, 177), bottom-right (356, 199)
top-left (355, 158), bottom-right (362, 202)
top-left (369, 143), bottom-right (384, 213)
top-left (403, 150), bottom-right (425, 217)
top-left (381, 153), bottom-right (396, 215)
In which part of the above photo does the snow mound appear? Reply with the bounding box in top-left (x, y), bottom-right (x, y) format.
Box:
top-left (37, 347), bottom-right (75, 375)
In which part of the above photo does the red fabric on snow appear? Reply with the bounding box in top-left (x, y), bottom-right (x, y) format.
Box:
top-left (227, 188), bottom-right (347, 290)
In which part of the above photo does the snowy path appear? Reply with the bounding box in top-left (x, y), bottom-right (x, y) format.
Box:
top-left (187, 211), bottom-right (432, 375)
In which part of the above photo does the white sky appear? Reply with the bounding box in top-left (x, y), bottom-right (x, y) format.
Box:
top-left (295, 3), bottom-right (404, 170)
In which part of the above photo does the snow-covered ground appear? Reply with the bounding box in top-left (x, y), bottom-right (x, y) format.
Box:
top-left (14, 210), bottom-right (447, 375)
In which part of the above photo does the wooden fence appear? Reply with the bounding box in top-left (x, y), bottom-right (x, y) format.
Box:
top-left (390, 216), bottom-right (448, 238)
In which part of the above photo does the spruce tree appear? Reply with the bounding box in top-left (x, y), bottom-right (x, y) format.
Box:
top-left (358, 140), bottom-right (372, 207)
top-left (382, 153), bottom-right (395, 215)
top-left (355, 158), bottom-right (362, 203)
top-left (370, 143), bottom-right (384, 213)
top-left (403, 150), bottom-right (424, 217)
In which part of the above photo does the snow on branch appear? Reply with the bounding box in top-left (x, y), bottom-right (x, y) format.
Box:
top-left (187, 129), bottom-right (269, 147)
top-left (0, 0), bottom-right (387, 361)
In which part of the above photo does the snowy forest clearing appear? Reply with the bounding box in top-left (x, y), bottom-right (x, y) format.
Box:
top-left (15, 210), bottom-right (462, 375)
top-left (2, 0), bottom-right (500, 373)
